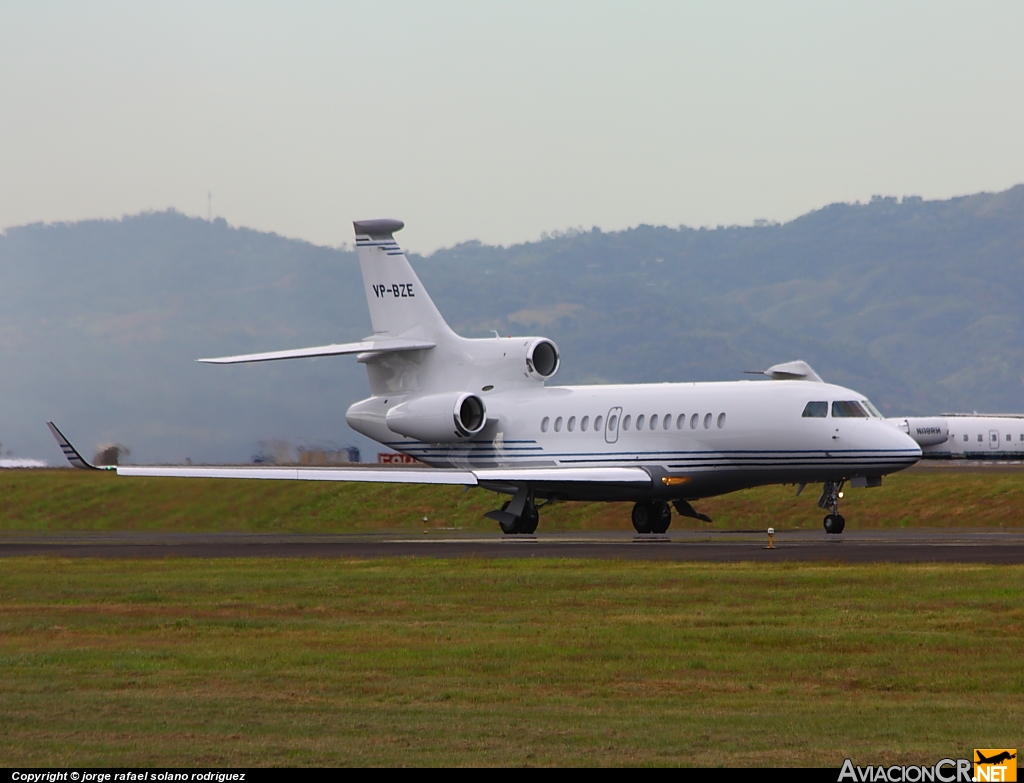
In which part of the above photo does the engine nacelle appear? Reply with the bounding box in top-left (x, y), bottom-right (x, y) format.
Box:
top-left (524, 338), bottom-right (560, 381)
top-left (385, 392), bottom-right (487, 442)
top-left (894, 417), bottom-right (949, 447)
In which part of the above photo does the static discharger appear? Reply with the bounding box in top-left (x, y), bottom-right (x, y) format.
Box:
top-left (767, 527), bottom-right (776, 549)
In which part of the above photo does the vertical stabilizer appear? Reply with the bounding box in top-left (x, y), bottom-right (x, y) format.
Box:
top-left (354, 219), bottom-right (456, 342)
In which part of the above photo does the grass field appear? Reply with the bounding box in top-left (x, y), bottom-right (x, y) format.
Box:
top-left (1, 558), bottom-right (1021, 766)
top-left (2, 470), bottom-right (1021, 766)
top-left (1, 466), bottom-right (1023, 533)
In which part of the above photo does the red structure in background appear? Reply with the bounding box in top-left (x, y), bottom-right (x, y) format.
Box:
top-left (377, 452), bottom-right (422, 465)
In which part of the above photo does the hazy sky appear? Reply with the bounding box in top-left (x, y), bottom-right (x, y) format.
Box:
top-left (2, 1), bottom-right (1023, 252)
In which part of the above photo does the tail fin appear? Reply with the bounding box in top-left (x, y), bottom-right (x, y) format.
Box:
top-left (354, 219), bottom-right (456, 342)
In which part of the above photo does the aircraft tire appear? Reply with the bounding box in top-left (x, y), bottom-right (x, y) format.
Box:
top-left (519, 506), bottom-right (539, 535)
top-left (650, 501), bottom-right (672, 534)
top-left (498, 501), bottom-right (519, 534)
top-left (498, 501), bottom-right (538, 535)
top-left (823, 514), bottom-right (846, 534)
top-left (631, 501), bottom-right (655, 534)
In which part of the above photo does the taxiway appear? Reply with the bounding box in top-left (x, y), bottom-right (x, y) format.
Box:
top-left (3, 528), bottom-right (1024, 563)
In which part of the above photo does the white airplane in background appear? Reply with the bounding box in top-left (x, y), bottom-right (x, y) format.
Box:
top-left (50, 218), bottom-right (922, 535)
top-left (889, 414), bottom-right (1024, 460)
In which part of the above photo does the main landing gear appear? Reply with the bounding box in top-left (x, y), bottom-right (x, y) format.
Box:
top-left (818, 480), bottom-right (846, 534)
top-left (498, 500), bottom-right (538, 535)
top-left (486, 486), bottom-right (541, 535)
top-left (630, 499), bottom-right (712, 534)
top-left (631, 501), bottom-right (672, 534)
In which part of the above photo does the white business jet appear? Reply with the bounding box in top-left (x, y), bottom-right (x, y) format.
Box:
top-left (49, 219), bottom-right (921, 535)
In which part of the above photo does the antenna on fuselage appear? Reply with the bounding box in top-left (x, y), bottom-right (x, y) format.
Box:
top-left (744, 360), bottom-right (824, 382)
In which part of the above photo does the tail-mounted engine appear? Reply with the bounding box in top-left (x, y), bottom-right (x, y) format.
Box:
top-left (525, 338), bottom-right (559, 381)
top-left (894, 417), bottom-right (949, 447)
top-left (385, 391), bottom-right (488, 442)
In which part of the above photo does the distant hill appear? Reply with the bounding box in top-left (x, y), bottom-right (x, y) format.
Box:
top-left (2, 186), bottom-right (1023, 464)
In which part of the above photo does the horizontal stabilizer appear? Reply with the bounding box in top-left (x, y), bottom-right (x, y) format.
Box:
top-left (197, 338), bottom-right (435, 364)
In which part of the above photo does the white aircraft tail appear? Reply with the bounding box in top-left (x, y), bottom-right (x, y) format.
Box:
top-left (354, 219), bottom-right (457, 343)
top-left (196, 218), bottom-right (456, 367)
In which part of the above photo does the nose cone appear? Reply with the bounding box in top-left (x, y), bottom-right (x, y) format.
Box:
top-left (868, 420), bottom-right (922, 473)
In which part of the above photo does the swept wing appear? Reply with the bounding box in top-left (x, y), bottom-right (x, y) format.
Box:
top-left (47, 422), bottom-right (650, 487)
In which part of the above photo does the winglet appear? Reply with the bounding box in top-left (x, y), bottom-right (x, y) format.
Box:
top-left (46, 422), bottom-right (113, 470)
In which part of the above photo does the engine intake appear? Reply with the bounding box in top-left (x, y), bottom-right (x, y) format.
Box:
top-left (385, 392), bottom-right (488, 442)
top-left (525, 338), bottom-right (560, 380)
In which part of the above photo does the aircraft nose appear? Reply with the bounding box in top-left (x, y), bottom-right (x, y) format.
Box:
top-left (880, 421), bottom-right (922, 466)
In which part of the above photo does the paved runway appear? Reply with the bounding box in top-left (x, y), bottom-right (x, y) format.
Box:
top-left (3, 528), bottom-right (1024, 563)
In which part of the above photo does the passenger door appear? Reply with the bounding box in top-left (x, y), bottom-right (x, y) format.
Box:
top-left (605, 407), bottom-right (622, 444)
top-left (990, 430), bottom-right (1000, 451)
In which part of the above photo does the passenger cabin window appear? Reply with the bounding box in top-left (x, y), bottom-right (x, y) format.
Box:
top-left (802, 401), bottom-right (828, 418)
top-left (663, 415), bottom-right (671, 430)
top-left (622, 415), bottom-right (631, 431)
top-left (581, 416), bottom-right (589, 432)
top-left (541, 417), bottom-right (549, 433)
top-left (676, 414), bottom-right (686, 430)
top-left (978, 434), bottom-right (983, 442)
top-left (832, 401), bottom-right (869, 418)
top-left (650, 415), bottom-right (658, 431)
top-left (636, 414), bottom-right (645, 430)
top-left (690, 414), bottom-right (699, 429)
top-left (594, 415), bottom-right (603, 431)
top-left (964, 434), bottom-right (969, 442)
top-left (554, 416), bottom-right (563, 432)
top-left (717, 412), bottom-right (726, 428)
top-left (567, 416), bottom-right (576, 432)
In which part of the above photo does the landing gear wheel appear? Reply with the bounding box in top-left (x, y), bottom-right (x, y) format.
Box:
top-left (823, 513), bottom-right (846, 535)
top-left (819, 481), bottom-right (847, 534)
top-left (631, 501), bottom-right (656, 534)
top-left (498, 501), bottom-right (518, 534)
top-left (650, 501), bottom-right (672, 534)
top-left (519, 505), bottom-right (539, 534)
top-left (499, 501), bottom-right (539, 535)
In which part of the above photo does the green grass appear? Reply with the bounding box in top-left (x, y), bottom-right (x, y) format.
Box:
top-left (1, 558), bottom-right (1021, 766)
top-left (1, 467), bottom-right (1023, 533)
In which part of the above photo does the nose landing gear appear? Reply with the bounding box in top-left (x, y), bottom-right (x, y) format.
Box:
top-left (818, 480), bottom-right (846, 534)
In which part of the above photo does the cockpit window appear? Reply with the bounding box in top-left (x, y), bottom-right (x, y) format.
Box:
top-left (832, 400), bottom-right (869, 418)
top-left (861, 399), bottom-right (883, 418)
top-left (802, 401), bottom-right (828, 418)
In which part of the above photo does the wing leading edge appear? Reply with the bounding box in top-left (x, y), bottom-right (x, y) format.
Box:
top-left (115, 465), bottom-right (650, 485)
top-left (197, 337), bottom-right (435, 365)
